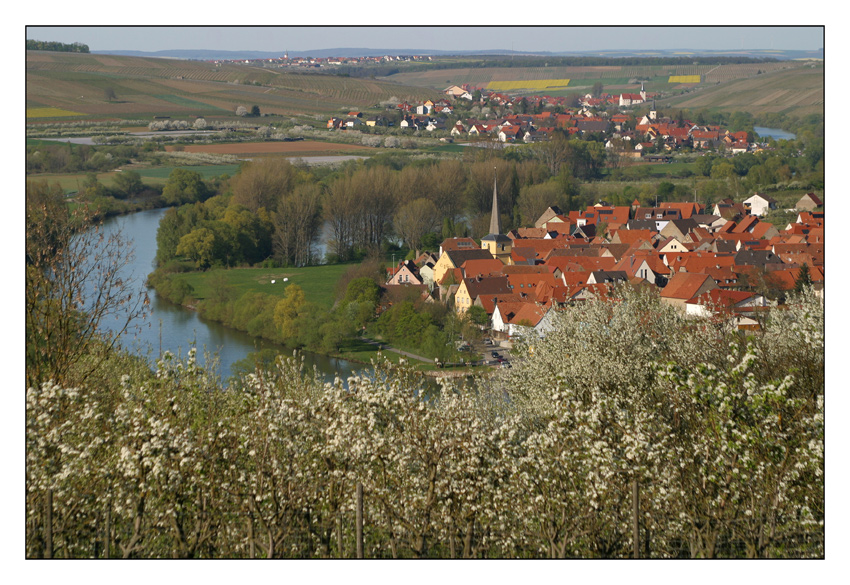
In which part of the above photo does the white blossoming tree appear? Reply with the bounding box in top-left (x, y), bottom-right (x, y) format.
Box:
top-left (25, 286), bottom-right (824, 558)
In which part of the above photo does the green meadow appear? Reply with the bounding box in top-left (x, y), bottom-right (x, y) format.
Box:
top-left (176, 263), bottom-right (353, 309)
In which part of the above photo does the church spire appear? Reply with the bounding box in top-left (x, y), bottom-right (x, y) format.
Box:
top-left (488, 170), bottom-right (501, 235)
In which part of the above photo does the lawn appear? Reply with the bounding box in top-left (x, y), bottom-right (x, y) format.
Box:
top-left (27, 164), bottom-right (242, 194)
top-left (27, 172), bottom-right (123, 193)
top-left (177, 263), bottom-right (354, 309)
top-left (135, 164), bottom-right (242, 182)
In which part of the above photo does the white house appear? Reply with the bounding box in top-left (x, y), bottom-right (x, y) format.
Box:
top-left (492, 302), bottom-right (553, 338)
top-left (743, 193), bottom-right (777, 217)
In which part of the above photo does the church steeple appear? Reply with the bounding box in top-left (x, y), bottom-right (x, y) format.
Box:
top-left (481, 169), bottom-right (512, 265)
top-left (488, 170), bottom-right (501, 236)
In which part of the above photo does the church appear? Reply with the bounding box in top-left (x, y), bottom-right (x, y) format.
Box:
top-left (480, 173), bottom-right (513, 264)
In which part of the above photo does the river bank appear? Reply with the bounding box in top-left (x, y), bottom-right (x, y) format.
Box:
top-left (164, 287), bottom-right (487, 379)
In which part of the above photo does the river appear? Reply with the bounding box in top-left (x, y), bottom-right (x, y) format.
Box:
top-left (96, 207), bottom-right (364, 383)
top-left (754, 126), bottom-right (797, 141)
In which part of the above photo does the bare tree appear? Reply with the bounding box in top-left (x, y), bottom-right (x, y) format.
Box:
top-left (274, 183), bottom-right (322, 267)
top-left (26, 180), bottom-right (149, 388)
top-left (230, 159), bottom-right (298, 213)
top-left (393, 198), bottom-right (440, 254)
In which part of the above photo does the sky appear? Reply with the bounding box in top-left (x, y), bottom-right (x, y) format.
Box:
top-left (24, 26), bottom-right (823, 54)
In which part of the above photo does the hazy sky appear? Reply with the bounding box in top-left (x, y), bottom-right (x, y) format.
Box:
top-left (25, 26), bottom-right (823, 54)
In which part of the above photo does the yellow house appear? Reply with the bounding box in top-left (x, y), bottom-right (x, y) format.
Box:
top-left (433, 249), bottom-right (494, 285)
top-left (455, 275), bottom-right (512, 315)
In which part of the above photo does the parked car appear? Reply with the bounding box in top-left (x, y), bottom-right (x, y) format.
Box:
top-left (491, 351), bottom-right (500, 358)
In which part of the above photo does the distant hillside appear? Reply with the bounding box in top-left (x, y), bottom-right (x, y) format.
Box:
top-left (94, 47), bottom-right (823, 61)
top-left (26, 51), bottom-right (443, 120)
top-left (656, 63), bottom-right (824, 117)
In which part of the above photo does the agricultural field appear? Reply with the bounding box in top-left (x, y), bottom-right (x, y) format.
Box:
top-left (26, 107), bottom-right (86, 118)
top-left (658, 64), bottom-right (824, 116)
top-left (385, 61), bottom-right (813, 100)
top-left (487, 79), bottom-right (570, 91)
top-left (26, 50), bottom-right (443, 120)
top-left (163, 140), bottom-right (375, 157)
top-left (668, 75), bottom-right (701, 83)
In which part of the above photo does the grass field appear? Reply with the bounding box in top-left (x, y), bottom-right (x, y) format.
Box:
top-left (177, 264), bottom-right (354, 309)
top-left (27, 51), bottom-right (443, 119)
top-left (163, 141), bottom-right (374, 157)
top-left (27, 163), bottom-right (242, 193)
top-left (134, 164), bottom-right (242, 181)
top-left (27, 171), bottom-right (124, 192)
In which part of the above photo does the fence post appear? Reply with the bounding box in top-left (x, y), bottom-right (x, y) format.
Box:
top-left (632, 479), bottom-right (640, 559)
top-left (104, 502), bottom-right (111, 558)
top-left (44, 489), bottom-right (53, 559)
top-left (356, 482), bottom-right (364, 559)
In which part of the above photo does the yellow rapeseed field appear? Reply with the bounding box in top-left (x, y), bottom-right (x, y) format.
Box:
top-left (27, 107), bottom-right (85, 118)
top-left (487, 79), bottom-right (571, 91)
top-left (668, 75), bottom-right (701, 84)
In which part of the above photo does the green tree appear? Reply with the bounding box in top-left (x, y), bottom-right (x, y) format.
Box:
top-left (162, 168), bottom-right (212, 206)
top-left (794, 262), bottom-right (812, 293)
top-left (112, 170), bottom-right (143, 199)
top-left (176, 227), bottom-right (216, 269)
top-left (274, 284), bottom-right (307, 343)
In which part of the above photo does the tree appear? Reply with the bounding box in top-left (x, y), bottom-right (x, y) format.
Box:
top-left (112, 170), bottom-right (143, 199)
top-left (78, 172), bottom-right (108, 201)
top-left (250, 105), bottom-right (261, 117)
top-left (26, 180), bottom-right (149, 389)
top-left (231, 159), bottom-right (298, 214)
top-left (176, 227), bottom-right (216, 269)
top-left (794, 262), bottom-right (813, 293)
top-left (162, 168), bottom-right (212, 206)
top-left (236, 106), bottom-right (248, 117)
top-left (393, 198), bottom-right (440, 255)
top-left (592, 82), bottom-right (604, 97)
top-left (103, 87), bottom-right (117, 102)
top-left (273, 183), bottom-right (322, 267)
top-left (273, 284), bottom-right (306, 342)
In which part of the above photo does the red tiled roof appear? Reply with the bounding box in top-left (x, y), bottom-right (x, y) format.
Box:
top-left (660, 272), bottom-right (717, 300)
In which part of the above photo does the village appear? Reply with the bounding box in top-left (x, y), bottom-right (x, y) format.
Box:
top-left (327, 83), bottom-right (760, 156)
top-left (384, 179), bottom-right (824, 358)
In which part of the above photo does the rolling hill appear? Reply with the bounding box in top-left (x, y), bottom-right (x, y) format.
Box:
top-left (385, 60), bottom-right (822, 117)
top-left (26, 51), bottom-right (443, 120)
top-left (655, 63), bottom-right (824, 117)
